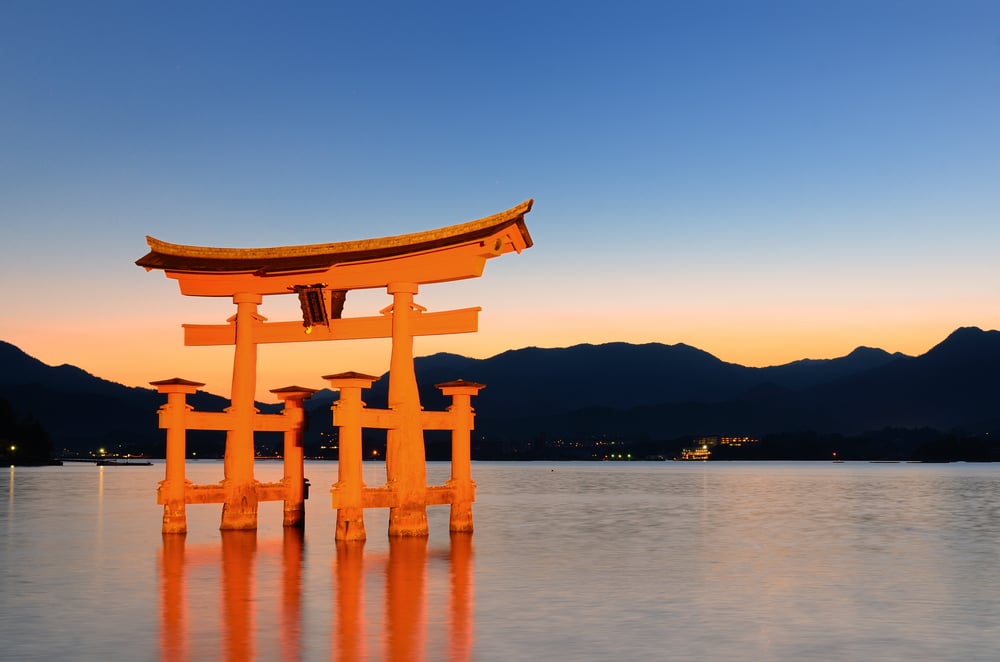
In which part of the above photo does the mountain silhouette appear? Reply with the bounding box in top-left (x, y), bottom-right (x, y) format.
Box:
top-left (2, 327), bottom-right (999, 456)
top-left (0, 341), bottom-right (267, 455)
top-left (804, 327), bottom-right (1000, 434)
top-left (310, 328), bottom-right (997, 441)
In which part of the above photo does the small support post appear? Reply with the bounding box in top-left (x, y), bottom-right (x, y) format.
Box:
top-left (270, 386), bottom-right (317, 528)
top-left (324, 372), bottom-right (378, 541)
top-left (436, 380), bottom-right (485, 533)
top-left (151, 377), bottom-right (205, 534)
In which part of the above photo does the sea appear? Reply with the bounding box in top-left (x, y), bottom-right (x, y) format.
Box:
top-left (2, 460), bottom-right (1000, 661)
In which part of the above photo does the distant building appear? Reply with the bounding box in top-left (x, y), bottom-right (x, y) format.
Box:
top-left (719, 436), bottom-right (759, 447)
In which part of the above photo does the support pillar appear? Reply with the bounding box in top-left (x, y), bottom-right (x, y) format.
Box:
top-left (221, 292), bottom-right (263, 530)
top-left (385, 282), bottom-right (429, 537)
top-left (436, 380), bottom-right (484, 533)
top-left (151, 378), bottom-right (204, 534)
top-left (325, 372), bottom-right (377, 541)
top-left (271, 386), bottom-right (317, 527)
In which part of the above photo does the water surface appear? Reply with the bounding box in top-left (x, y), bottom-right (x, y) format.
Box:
top-left (2, 461), bottom-right (999, 660)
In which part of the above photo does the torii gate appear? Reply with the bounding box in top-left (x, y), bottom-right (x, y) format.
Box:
top-left (137, 200), bottom-right (533, 537)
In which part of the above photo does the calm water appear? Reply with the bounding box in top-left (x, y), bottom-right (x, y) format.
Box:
top-left (3, 460), bottom-right (1000, 661)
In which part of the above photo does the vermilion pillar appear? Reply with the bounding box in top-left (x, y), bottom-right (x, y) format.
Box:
top-left (436, 380), bottom-right (484, 533)
top-left (270, 386), bottom-right (316, 528)
top-left (152, 377), bottom-right (204, 534)
top-left (221, 292), bottom-right (262, 530)
top-left (325, 372), bottom-right (377, 541)
top-left (385, 282), bottom-right (429, 537)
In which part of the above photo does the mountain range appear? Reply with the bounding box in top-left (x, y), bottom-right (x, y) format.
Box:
top-left (2, 326), bottom-right (999, 458)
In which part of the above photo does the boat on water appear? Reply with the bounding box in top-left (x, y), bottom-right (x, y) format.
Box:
top-left (95, 458), bottom-right (153, 466)
top-left (675, 446), bottom-right (711, 461)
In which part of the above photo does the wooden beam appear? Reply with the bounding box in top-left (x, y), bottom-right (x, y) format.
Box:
top-left (156, 409), bottom-right (294, 433)
top-left (420, 411), bottom-right (455, 431)
top-left (183, 307), bottom-right (480, 346)
top-left (157, 410), bottom-right (232, 431)
top-left (155, 482), bottom-right (293, 505)
top-left (253, 413), bottom-right (296, 433)
top-left (168, 240), bottom-right (501, 296)
top-left (329, 484), bottom-right (471, 509)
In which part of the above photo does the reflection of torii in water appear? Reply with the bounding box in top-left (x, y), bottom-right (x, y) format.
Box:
top-left (137, 200), bottom-right (533, 537)
top-left (159, 530), bottom-right (473, 660)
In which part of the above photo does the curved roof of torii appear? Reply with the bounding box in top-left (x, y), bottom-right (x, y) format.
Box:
top-left (136, 199), bottom-right (534, 296)
top-left (137, 199), bottom-right (533, 274)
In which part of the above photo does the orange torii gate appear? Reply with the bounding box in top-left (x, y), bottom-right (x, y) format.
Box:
top-left (137, 200), bottom-right (533, 537)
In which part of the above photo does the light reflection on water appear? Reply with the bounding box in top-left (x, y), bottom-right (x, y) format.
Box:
top-left (157, 526), bottom-right (472, 661)
top-left (2, 461), bottom-right (1000, 660)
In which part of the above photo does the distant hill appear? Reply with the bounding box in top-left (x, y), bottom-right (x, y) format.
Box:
top-left (300, 327), bottom-right (1000, 447)
top-left (312, 341), bottom-right (907, 416)
top-left (0, 341), bottom-right (276, 456)
top-left (3, 327), bottom-right (1000, 458)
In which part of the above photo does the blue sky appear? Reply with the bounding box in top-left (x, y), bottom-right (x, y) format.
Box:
top-left (2, 1), bottom-right (998, 400)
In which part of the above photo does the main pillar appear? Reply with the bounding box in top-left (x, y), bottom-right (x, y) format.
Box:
top-left (385, 282), bottom-right (429, 537)
top-left (221, 292), bottom-right (263, 530)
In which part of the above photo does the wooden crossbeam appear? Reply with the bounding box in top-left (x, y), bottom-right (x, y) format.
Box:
top-left (157, 410), bottom-right (297, 433)
top-left (329, 483), bottom-right (475, 510)
top-left (156, 481), bottom-right (290, 505)
top-left (183, 307), bottom-right (480, 346)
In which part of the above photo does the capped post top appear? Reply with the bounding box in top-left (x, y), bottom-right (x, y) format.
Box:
top-left (322, 371), bottom-right (380, 389)
top-left (435, 379), bottom-right (486, 396)
top-left (269, 385), bottom-right (319, 401)
top-left (149, 377), bottom-right (205, 394)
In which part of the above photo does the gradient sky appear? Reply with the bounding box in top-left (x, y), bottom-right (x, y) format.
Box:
top-left (2, 1), bottom-right (999, 402)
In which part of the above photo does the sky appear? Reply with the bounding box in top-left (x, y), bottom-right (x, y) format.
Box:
top-left (2, 1), bottom-right (999, 402)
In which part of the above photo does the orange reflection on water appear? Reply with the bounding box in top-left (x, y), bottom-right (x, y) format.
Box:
top-left (160, 534), bottom-right (186, 661)
top-left (333, 533), bottom-right (474, 662)
top-left (221, 531), bottom-right (257, 662)
top-left (385, 537), bottom-right (427, 661)
top-left (333, 540), bottom-right (366, 661)
top-left (159, 529), bottom-right (302, 662)
top-left (160, 531), bottom-right (473, 661)
top-left (448, 533), bottom-right (474, 660)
